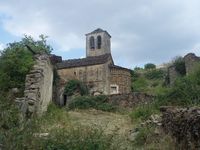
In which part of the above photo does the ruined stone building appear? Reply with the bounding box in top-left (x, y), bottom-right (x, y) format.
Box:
top-left (55, 28), bottom-right (131, 104)
top-left (168, 53), bottom-right (200, 85)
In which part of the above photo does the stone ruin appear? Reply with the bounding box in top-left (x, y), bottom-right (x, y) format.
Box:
top-left (16, 54), bottom-right (54, 118)
top-left (160, 106), bottom-right (200, 149)
top-left (168, 53), bottom-right (200, 85)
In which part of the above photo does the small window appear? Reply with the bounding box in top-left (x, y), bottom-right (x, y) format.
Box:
top-left (90, 36), bottom-right (95, 49)
top-left (97, 35), bottom-right (101, 49)
top-left (110, 84), bottom-right (119, 94)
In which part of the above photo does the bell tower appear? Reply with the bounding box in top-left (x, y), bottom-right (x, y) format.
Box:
top-left (85, 28), bottom-right (111, 57)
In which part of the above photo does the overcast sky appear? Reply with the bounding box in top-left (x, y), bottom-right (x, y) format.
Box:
top-left (0, 0), bottom-right (200, 68)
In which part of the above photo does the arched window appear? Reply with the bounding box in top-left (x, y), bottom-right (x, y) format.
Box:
top-left (89, 36), bottom-right (95, 49)
top-left (97, 35), bottom-right (102, 49)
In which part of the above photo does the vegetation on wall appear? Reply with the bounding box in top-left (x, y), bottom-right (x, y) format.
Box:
top-left (131, 65), bottom-right (167, 95)
top-left (64, 79), bottom-right (89, 96)
top-left (172, 56), bottom-right (186, 76)
top-left (0, 35), bottom-right (53, 149)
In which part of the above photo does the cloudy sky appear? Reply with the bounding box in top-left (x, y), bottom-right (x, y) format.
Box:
top-left (0, 0), bottom-right (200, 68)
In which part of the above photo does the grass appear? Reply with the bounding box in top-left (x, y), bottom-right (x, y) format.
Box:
top-left (1, 103), bottom-right (134, 150)
top-left (129, 103), bottom-right (160, 123)
top-left (68, 95), bottom-right (117, 112)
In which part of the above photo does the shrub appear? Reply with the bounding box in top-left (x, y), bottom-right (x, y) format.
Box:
top-left (68, 96), bottom-right (96, 109)
top-left (155, 66), bottom-right (200, 106)
top-left (132, 77), bottom-right (148, 92)
top-left (1, 103), bottom-right (114, 150)
top-left (144, 69), bottom-right (165, 80)
top-left (68, 95), bottom-right (117, 112)
top-left (133, 125), bottom-right (155, 146)
top-left (131, 70), bottom-right (140, 81)
top-left (144, 63), bottom-right (156, 70)
top-left (64, 79), bottom-right (89, 96)
top-left (97, 103), bottom-right (116, 112)
top-left (173, 56), bottom-right (186, 76)
top-left (129, 104), bottom-right (158, 122)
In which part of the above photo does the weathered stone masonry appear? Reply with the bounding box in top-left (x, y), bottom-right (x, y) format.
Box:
top-left (168, 53), bottom-right (200, 85)
top-left (16, 54), bottom-right (54, 117)
top-left (55, 28), bottom-right (132, 105)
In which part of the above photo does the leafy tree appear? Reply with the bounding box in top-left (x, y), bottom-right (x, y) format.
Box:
top-left (144, 63), bottom-right (156, 70)
top-left (134, 66), bottom-right (143, 71)
top-left (0, 35), bottom-right (52, 92)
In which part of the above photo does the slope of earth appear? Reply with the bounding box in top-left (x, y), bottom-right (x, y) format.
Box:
top-left (67, 109), bottom-right (134, 149)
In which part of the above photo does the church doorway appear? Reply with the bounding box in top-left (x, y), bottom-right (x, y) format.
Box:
top-left (63, 94), bottom-right (67, 106)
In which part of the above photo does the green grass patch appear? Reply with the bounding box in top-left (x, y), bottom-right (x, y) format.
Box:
top-left (129, 103), bottom-right (159, 122)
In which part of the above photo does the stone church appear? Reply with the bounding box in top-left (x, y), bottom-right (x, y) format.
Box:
top-left (56, 28), bottom-right (131, 104)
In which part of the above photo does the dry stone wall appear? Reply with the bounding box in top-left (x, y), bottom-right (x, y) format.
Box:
top-left (16, 54), bottom-right (53, 118)
top-left (107, 92), bottom-right (154, 108)
top-left (160, 106), bottom-right (200, 149)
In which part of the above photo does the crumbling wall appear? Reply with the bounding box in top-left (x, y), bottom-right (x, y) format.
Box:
top-left (167, 53), bottom-right (200, 85)
top-left (160, 106), bottom-right (200, 149)
top-left (168, 65), bottom-right (180, 85)
top-left (16, 54), bottom-right (54, 117)
top-left (184, 53), bottom-right (200, 75)
top-left (107, 92), bottom-right (154, 108)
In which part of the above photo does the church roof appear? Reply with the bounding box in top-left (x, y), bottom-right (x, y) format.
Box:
top-left (56, 53), bottom-right (112, 69)
top-left (86, 28), bottom-right (111, 37)
top-left (109, 65), bottom-right (131, 72)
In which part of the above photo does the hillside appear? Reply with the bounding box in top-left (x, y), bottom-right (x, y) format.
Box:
top-left (1, 36), bottom-right (200, 149)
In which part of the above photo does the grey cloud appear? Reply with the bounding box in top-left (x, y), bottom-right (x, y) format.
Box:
top-left (0, 0), bottom-right (200, 67)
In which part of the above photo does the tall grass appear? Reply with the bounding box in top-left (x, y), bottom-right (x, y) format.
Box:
top-left (1, 102), bottom-right (115, 150)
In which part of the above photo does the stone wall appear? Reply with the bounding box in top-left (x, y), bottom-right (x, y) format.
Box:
top-left (184, 53), bottom-right (200, 75)
top-left (168, 53), bottom-right (200, 85)
top-left (57, 63), bottom-right (109, 95)
top-left (16, 54), bottom-right (54, 117)
top-left (160, 106), bottom-right (200, 149)
top-left (56, 63), bottom-right (110, 105)
top-left (110, 67), bottom-right (131, 94)
top-left (107, 92), bottom-right (154, 108)
top-left (168, 65), bottom-right (180, 85)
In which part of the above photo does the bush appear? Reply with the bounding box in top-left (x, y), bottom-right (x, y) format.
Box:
top-left (129, 104), bottom-right (158, 122)
top-left (64, 79), bottom-right (89, 96)
top-left (173, 56), bottom-right (186, 76)
top-left (132, 77), bottom-right (148, 92)
top-left (68, 95), bottom-right (117, 112)
top-left (144, 69), bottom-right (165, 80)
top-left (154, 66), bottom-right (200, 106)
top-left (133, 125), bottom-right (155, 146)
top-left (1, 103), bottom-right (114, 150)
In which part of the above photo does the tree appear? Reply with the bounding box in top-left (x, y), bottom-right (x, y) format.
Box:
top-left (144, 63), bottom-right (156, 70)
top-left (172, 56), bottom-right (186, 76)
top-left (0, 35), bottom-right (52, 92)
